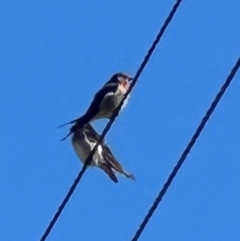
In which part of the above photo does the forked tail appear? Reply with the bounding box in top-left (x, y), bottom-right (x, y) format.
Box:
top-left (59, 123), bottom-right (80, 141)
top-left (57, 118), bottom-right (79, 129)
top-left (60, 131), bottom-right (72, 141)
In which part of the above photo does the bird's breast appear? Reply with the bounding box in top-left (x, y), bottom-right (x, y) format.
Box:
top-left (72, 139), bottom-right (103, 166)
top-left (97, 91), bottom-right (128, 118)
top-left (72, 140), bottom-right (91, 164)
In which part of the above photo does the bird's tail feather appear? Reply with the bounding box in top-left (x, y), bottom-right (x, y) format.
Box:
top-left (57, 114), bottom-right (90, 129)
top-left (100, 164), bottom-right (118, 183)
top-left (60, 123), bottom-right (80, 141)
top-left (58, 116), bottom-right (88, 141)
top-left (60, 131), bottom-right (72, 141)
top-left (57, 118), bottom-right (79, 129)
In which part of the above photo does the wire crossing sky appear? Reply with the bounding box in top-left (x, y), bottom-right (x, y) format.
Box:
top-left (39, 1), bottom-right (183, 240)
top-left (1, 1), bottom-right (239, 241)
top-left (131, 57), bottom-right (240, 241)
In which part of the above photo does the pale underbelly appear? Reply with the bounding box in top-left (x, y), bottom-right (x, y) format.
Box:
top-left (96, 94), bottom-right (129, 119)
top-left (72, 141), bottom-right (103, 166)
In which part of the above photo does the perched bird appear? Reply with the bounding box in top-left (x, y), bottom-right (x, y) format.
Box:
top-left (71, 123), bottom-right (135, 183)
top-left (58, 72), bottom-right (133, 141)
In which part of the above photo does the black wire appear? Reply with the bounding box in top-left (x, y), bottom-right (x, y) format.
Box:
top-left (131, 57), bottom-right (240, 241)
top-left (39, 1), bottom-right (183, 240)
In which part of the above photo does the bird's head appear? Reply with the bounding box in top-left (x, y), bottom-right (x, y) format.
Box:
top-left (107, 72), bottom-right (133, 91)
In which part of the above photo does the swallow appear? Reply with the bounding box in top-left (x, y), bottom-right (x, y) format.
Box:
top-left (58, 72), bottom-right (133, 141)
top-left (71, 123), bottom-right (135, 183)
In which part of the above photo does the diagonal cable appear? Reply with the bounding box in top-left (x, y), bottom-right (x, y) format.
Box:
top-left (39, 1), bottom-right (183, 240)
top-left (131, 57), bottom-right (240, 241)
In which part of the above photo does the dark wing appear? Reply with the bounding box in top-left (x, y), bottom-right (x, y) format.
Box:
top-left (98, 163), bottom-right (118, 183)
top-left (84, 83), bottom-right (118, 118)
top-left (101, 142), bottom-right (125, 173)
top-left (57, 83), bottom-right (119, 129)
top-left (101, 140), bottom-right (136, 181)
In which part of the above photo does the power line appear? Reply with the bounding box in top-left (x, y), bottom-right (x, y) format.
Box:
top-left (131, 57), bottom-right (240, 241)
top-left (39, 1), bottom-right (183, 240)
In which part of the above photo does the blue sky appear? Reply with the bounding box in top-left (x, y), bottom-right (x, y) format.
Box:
top-left (1, 1), bottom-right (240, 241)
